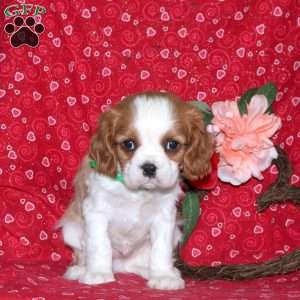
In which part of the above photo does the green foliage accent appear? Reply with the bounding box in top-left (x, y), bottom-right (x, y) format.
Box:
top-left (89, 160), bottom-right (97, 169)
top-left (190, 101), bottom-right (214, 125)
top-left (238, 82), bottom-right (277, 115)
top-left (182, 192), bottom-right (200, 245)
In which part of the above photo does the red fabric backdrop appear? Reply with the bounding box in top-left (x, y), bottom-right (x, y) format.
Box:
top-left (0, 0), bottom-right (300, 299)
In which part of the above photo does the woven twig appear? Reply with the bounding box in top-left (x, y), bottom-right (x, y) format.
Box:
top-left (257, 146), bottom-right (300, 212)
top-left (177, 147), bottom-right (300, 280)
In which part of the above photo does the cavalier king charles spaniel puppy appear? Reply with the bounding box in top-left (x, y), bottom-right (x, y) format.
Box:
top-left (59, 92), bottom-right (212, 290)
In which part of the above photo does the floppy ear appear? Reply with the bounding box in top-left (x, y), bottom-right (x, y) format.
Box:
top-left (89, 110), bottom-right (118, 178)
top-left (182, 106), bottom-right (213, 181)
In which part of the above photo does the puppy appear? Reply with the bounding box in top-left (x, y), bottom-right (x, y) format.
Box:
top-left (59, 92), bottom-right (212, 290)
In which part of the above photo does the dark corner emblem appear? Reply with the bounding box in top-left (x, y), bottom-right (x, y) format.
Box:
top-left (4, 4), bottom-right (47, 48)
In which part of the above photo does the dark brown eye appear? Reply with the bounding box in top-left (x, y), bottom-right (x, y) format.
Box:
top-left (122, 139), bottom-right (136, 152)
top-left (165, 140), bottom-right (179, 151)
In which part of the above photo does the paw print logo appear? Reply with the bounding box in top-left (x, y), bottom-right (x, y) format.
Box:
top-left (4, 16), bottom-right (44, 48)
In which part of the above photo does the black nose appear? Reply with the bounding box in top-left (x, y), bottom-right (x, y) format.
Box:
top-left (141, 163), bottom-right (157, 178)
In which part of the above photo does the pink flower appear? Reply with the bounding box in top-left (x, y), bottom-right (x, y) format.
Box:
top-left (209, 95), bottom-right (281, 186)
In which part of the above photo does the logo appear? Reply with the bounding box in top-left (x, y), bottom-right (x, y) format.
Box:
top-left (3, 4), bottom-right (46, 48)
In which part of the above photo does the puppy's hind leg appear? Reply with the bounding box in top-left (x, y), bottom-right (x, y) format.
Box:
top-left (61, 220), bottom-right (86, 280)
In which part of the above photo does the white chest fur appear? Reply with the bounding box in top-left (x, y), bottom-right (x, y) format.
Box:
top-left (84, 172), bottom-right (181, 258)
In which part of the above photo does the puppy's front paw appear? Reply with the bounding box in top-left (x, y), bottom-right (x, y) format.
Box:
top-left (147, 275), bottom-right (185, 290)
top-left (64, 265), bottom-right (85, 280)
top-left (79, 271), bottom-right (115, 285)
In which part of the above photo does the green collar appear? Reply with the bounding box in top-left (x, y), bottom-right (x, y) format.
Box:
top-left (89, 160), bottom-right (125, 184)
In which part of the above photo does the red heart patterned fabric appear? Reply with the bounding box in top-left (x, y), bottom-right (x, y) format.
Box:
top-left (0, 0), bottom-right (300, 299)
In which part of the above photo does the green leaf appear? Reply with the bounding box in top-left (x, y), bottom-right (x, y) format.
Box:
top-left (190, 101), bottom-right (214, 125)
top-left (238, 88), bottom-right (257, 115)
top-left (256, 82), bottom-right (277, 114)
top-left (182, 192), bottom-right (200, 245)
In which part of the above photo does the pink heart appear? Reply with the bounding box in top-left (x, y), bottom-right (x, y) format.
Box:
top-left (275, 43), bottom-right (284, 53)
top-left (40, 230), bottom-right (48, 241)
top-left (253, 183), bottom-right (263, 194)
top-left (49, 81), bottom-right (59, 92)
top-left (52, 37), bottom-right (61, 48)
top-left (64, 25), bottom-right (73, 36)
top-left (140, 70), bottom-right (150, 80)
top-left (61, 140), bottom-right (71, 151)
top-left (32, 55), bottom-right (41, 64)
top-left (47, 194), bottom-right (56, 204)
top-left (66, 96), bottom-right (76, 106)
top-left (234, 11), bottom-right (244, 21)
top-left (25, 169), bottom-right (34, 180)
top-left (146, 27), bottom-right (157, 37)
top-left (270, 165), bottom-right (278, 174)
top-left (256, 24), bottom-right (265, 35)
top-left (0, 89), bottom-right (6, 98)
top-left (236, 47), bottom-right (245, 58)
top-left (4, 213), bottom-right (15, 224)
top-left (191, 248), bottom-right (202, 258)
top-left (121, 12), bottom-right (131, 22)
top-left (41, 157), bottom-right (50, 167)
top-left (51, 252), bottom-right (61, 262)
top-left (253, 225), bottom-right (264, 234)
top-left (11, 108), bottom-right (21, 118)
top-left (81, 94), bottom-right (90, 104)
top-left (291, 174), bottom-right (299, 184)
top-left (197, 92), bottom-right (207, 101)
top-left (0, 53), bottom-right (6, 63)
top-left (285, 218), bottom-right (295, 227)
top-left (160, 49), bottom-right (170, 59)
top-left (177, 69), bottom-right (187, 79)
top-left (48, 116), bottom-right (56, 126)
top-left (33, 91), bottom-right (42, 100)
top-left (102, 67), bottom-right (112, 77)
top-left (195, 12), bottom-right (205, 23)
top-left (177, 27), bottom-right (188, 38)
top-left (211, 227), bottom-right (221, 237)
top-left (83, 46), bottom-right (92, 58)
top-left (216, 28), bottom-right (224, 39)
top-left (161, 11), bottom-right (170, 21)
top-left (103, 26), bottom-right (112, 36)
top-left (273, 6), bottom-right (283, 16)
top-left (81, 8), bottom-right (91, 19)
top-left (232, 207), bottom-right (242, 218)
top-left (198, 49), bottom-right (208, 59)
top-left (26, 131), bottom-right (36, 142)
top-left (59, 179), bottom-right (67, 190)
top-left (14, 72), bottom-right (25, 82)
top-left (256, 66), bottom-right (266, 76)
top-left (293, 61), bottom-right (300, 71)
top-left (122, 49), bottom-right (131, 57)
top-left (229, 250), bottom-right (240, 258)
top-left (25, 201), bottom-right (35, 212)
top-left (216, 69), bottom-right (226, 80)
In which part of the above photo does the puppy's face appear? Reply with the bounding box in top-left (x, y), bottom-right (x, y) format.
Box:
top-left (90, 92), bottom-right (212, 191)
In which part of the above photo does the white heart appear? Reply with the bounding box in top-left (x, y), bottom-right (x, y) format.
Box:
top-left (229, 250), bottom-right (240, 258)
top-left (14, 72), bottom-right (25, 82)
top-left (177, 69), bottom-right (187, 79)
top-left (66, 96), bottom-right (76, 106)
top-left (103, 26), bottom-right (112, 36)
top-left (26, 131), bottom-right (36, 142)
top-left (161, 11), bottom-right (170, 21)
top-left (32, 55), bottom-right (41, 64)
top-left (64, 25), bottom-right (73, 36)
top-left (253, 225), bottom-right (264, 234)
top-left (256, 66), bottom-right (266, 76)
top-left (291, 174), bottom-right (299, 184)
top-left (0, 89), bottom-right (6, 98)
top-left (25, 201), bottom-right (35, 212)
top-left (236, 47), bottom-right (245, 58)
top-left (146, 27), bottom-right (157, 37)
top-left (40, 230), bottom-right (48, 241)
top-left (140, 70), bottom-right (150, 80)
top-left (122, 49), bottom-right (131, 57)
top-left (234, 11), bottom-right (244, 21)
top-left (52, 37), bottom-right (61, 48)
top-left (4, 213), bottom-right (15, 224)
top-left (293, 61), bottom-right (300, 71)
top-left (41, 157), bottom-right (50, 167)
top-left (81, 8), bottom-right (91, 19)
top-left (286, 136), bottom-right (294, 146)
top-left (211, 227), bottom-right (221, 237)
top-left (61, 140), bottom-right (71, 151)
top-left (102, 67), bottom-right (112, 77)
top-left (232, 207), bottom-right (242, 218)
top-left (83, 46), bottom-right (92, 58)
top-left (195, 12), bottom-right (205, 23)
top-left (256, 24), bottom-right (265, 35)
top-left (216, 28), bottom-right (224, 39)
top-left (273, 6), bottom-right (283, 16)
top-left (253, 183), bottom-right (263, 194)
top-left (177, 27), bottom-right (188, 38)
top-left (48, 116), bottom-right (56, 126)
top-left (59, 179), bottom-right (67, 190)
top-left (51, 252), bottom-right (61, 262)
top-left (11, 108), bottom-right (21, 118)
top-left (121, 12), bottom-right (131, 22)
top-left (198, 49), bottom-right (208, 59)
top-left (191, 248), bottom-right (202, 258)
top-left (196, 92), bottom-right (207, 101)
top-left (0, 53), bottom-right (6, 63)
top-left (47, 194), bottom-right (56, 204)
top-left (49, 81), bottom-right (59, 92)
top-left (25, 169), bottom-right (34, 180)
top-left (285, 218), bottom-right (295, 227)
top-left (33, 91), bottom-right (42, 100)
top-left (81, 94), bottom-right (90, 104)
top-left (160, 49), bottom-right (170, 59)
top-left (216, 69), bottom-right (226, 80)
top-left (275, 43), bottom-right (284, 53)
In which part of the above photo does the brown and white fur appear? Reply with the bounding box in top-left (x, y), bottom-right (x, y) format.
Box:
top-left (59, 92), bottom-right (212, 290)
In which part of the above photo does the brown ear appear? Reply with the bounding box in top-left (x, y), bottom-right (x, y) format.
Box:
top-left (89, 110), bottom-right (118, 178)
top-left (182, 106), bottom-right (213, 181)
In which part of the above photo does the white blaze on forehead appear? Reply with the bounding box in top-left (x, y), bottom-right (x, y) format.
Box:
top-left (133, 95), bottom-right (174, 140)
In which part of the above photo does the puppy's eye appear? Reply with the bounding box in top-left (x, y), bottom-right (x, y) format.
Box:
top-left (165, 140), bottom-right (179, 151)
top-left (122, 139), bottom-right (136, 152)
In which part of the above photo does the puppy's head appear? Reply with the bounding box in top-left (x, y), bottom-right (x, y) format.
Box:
top-left (89, 92), bottom-right (213, 190)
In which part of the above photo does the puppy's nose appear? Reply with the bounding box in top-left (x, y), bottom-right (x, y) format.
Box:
top-left (141, 163), bottom-right (157, 178)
